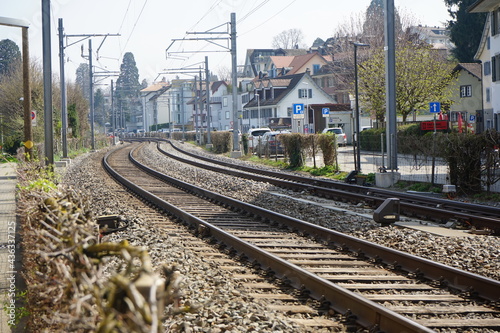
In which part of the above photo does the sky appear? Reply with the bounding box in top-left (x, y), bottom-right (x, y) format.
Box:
top-left (0, 0), bottom-right (452, 85)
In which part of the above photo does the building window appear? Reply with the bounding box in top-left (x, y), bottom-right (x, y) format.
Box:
top-left (223, 97), bottom-right (228, 107)
top-left (298, 88), bottom-right (312, 98)
top-left (484, 61), bottom-right (491, 76)
top-left (492, 8), bottom-right (500, 36)
top-left (460, 85), bottom-right (472, 98)
top-left (486, 88), bottom-right (491, 103)
top-left (493, 54), bottom-right (500, 82)
top-left (225, 111), bottom-right (230, 119)
top-left (313, 64), bottom-right (320, 75)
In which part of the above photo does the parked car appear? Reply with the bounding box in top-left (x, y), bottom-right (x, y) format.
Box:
top-left (255, 130), bottom-right (291, 155)
top-left (322, 127), bottom-right (347, 146)
top-left (247, 127), bottom-right (271, 151)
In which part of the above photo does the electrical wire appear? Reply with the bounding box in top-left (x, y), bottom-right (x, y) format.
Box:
top-left (121, 0), bottom-right (149, 55)
top-left (240, 0), bottom-right (298, 37)
top-left (237, 0), bottom-right (270, 24)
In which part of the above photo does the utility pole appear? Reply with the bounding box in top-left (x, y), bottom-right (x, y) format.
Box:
top-left (42, 0), bottom-right (54, 166)
top-left (111, 79), bottom-right (115, 144)
top-left (385, 0), bottom-right (397, 172)
top-left (88, 39), bottom-right (95, 150)
top-left (58, 18), bottom-right (68, 158)
top-left (62, 31), bottom-right (120, 151)
top-left (165, 12), bottom-right (239, 154)
top-left (230, 13), bottom-right (239, 157)
top-left (205, 56), bottom-right (211, 146)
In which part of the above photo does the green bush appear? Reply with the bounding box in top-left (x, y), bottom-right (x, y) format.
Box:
top-left (280, 133), bottom-right (306, 168)
top-left (210, 131), bottom-right (232, 154)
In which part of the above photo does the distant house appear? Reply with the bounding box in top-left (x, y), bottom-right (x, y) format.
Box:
top-left (449, 63), bottom-right (482, 132)
top-left (241, 48), bottom-right (308, 78)
top-left (140, 80), bottom-right (170, 131)
top-left (469, 0), bottom-right (500, 130)
top-left (242, 71), bottom-right (351, 137)
top-left (410, 26), bottom-right (454, 54)
top-left (266, 52), bottom-right (332, 78)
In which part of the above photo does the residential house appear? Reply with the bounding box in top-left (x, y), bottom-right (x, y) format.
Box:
top-left (187, 80), bottom-right (230, 131)
top-left (410, 25), bottom-right (454, 54)
top-left (166, 78), bottom-right (195, 131)
top-left (242, 72), bottom-right (352, 138)
top-left (469, 0), bottom-right (500, 130)
top-left (266, 52), bottom-right (332, 78)
top-left (140, 80), bottom-right (170, 131)
top-left (241, 48), bottom-right (308, 78)
top-left (449, 63), bottom-right (482, 133)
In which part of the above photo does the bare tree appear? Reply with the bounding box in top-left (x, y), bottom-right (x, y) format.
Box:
top-left (216, 65), bottom-right (231, 82)
top-left (272, 28), bottom-right (305, 49)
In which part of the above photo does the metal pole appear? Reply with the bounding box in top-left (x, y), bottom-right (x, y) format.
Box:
top-left (257, 94), bottom-right (260, 128)
top-left (194, 75), bottom-right (199, 143)
top-left (58, 18), bottom-right (68, 158)
top-left (181, 83), bottom-right (185, 140)
top-left (205, 56), bottom-right (211, 145)
top-left (42, 0), bottom-right (54, 165)
top-left (384, 0), bottom-right (397, 171)
top-left (199, 68), bottom-right (204, 143)
top-left (354, 44), bottom-right (361, 172)
top-left (89, 39), bottom-right (95, 150)
top-left (111, 79), bottom-right (115, 144)
top-left (22, 26), bottom-right (33, 160)
top-left (230, 12), bottom-right (239, 152)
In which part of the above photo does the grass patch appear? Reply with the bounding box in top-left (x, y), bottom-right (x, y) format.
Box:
top-left (472, 192), bottom-right (500, 202)
top-left (394, 181), bottom-right (442, 193)
top-left (1, 153), bottom-right (17, 163)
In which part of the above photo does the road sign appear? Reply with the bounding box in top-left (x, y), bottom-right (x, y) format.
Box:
top-left (293, 103), bottom-right (304, 119)
top-left (429, 102), bottom-right (441, 113)
top-left (469, 115), bottom-right (476, 123)
top-left (31, 110), bottom-right (36, 127)
top-left (322, 107), bottom-right (330, 117)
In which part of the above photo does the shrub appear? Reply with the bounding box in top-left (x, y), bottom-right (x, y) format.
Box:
top-left (280, 133), bottom-right (306, 168)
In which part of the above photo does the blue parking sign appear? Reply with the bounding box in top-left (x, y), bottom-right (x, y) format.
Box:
top-left (293, 103), bottom-right (304, 119)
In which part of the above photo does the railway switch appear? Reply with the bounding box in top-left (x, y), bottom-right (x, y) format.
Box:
top-left (373, 198), bottom-right (400, 225)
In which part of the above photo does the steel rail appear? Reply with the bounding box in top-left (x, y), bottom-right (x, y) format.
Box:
top-left (103, 144), bottom-right (436, 332)
top-left (104, 144), bottom-right (500, 331)
top-left (160, 140), bottom-right (500, 234)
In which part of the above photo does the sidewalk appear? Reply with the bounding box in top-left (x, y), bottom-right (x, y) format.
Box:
top-left (0, 162), bottom-right (23, 332)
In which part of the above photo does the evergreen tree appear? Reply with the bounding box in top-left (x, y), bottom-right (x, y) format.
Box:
top-left (115, 52), bottom-right (140, 100)
top-left (0, 39), bottom-right (21, 76)
top-left (445, 0), bottom-right (487, 62)
top-left (115, 52), bottom-right (141, 128)
top-left (94, 88), bottom-right (105, 126)
top-left (75, 63), bottom-right (90, 101)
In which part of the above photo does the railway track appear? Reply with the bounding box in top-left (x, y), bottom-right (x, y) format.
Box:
top-left (104, 142), bottom-right (500, 332)
top-left (155, 139), bottom-right (500, 235)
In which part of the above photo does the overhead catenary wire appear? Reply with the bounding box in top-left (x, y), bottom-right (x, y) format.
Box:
top-left (239, 0), bottom-right (298, 37)
top-left (121, 0), bottom-right (149, 56)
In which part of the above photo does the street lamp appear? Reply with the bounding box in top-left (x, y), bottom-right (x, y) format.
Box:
top-left (256, 93), bottom-right (260, 128)
top-left (352, 42), bottom-right (369, 172)
top-left (302, 81), bottom-right (309, 133)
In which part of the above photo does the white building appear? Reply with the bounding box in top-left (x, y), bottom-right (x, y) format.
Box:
top-left (243, 71), bottom-right (338, 135)
top-left (469, 0), bottom-right (500, 130)
top-left (140, 80), bottom-right (170, 131)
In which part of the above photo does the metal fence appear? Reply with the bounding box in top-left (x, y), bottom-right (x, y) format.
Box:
top-left (308, 146), bottom-right (500, 193)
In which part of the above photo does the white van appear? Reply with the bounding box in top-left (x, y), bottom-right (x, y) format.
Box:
top-left (322, 127), bottom-right (347, 146)
top-left (247, 127), bottom-right (271, 151)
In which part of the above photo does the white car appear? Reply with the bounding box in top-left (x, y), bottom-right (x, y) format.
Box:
top-left (247, 127), bottom-right (271, 151)
top-left (322, 127), bottom-right (347, 146)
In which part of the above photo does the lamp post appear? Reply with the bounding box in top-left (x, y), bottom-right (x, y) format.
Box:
top-left (256, 93), bottom-right (260, 128)
top-left (352, 42), bottom-right (369, 172)
top-left (302, 81), bottom-right (309, 133)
